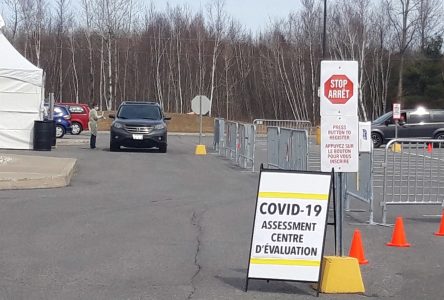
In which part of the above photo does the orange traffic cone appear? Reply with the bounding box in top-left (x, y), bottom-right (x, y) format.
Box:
top-left (349, 229), bottom-right (368, 265)
top-left (434, 210), bottom-right (444, 236)
top-left (387, 216), bottom-right (411, 247)
top-left (427, 143), bottom-right (433, 153)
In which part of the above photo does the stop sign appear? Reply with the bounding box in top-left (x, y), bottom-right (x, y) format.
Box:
top-left (324, 75), bottom-right (353, 104)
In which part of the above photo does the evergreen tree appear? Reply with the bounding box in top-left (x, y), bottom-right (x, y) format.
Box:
top-left (404, 35), bottom-right (444, 108)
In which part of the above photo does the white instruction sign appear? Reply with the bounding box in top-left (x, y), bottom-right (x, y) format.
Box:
top-left (247, 170), bottom-right (331, 282)
top-left (393, 103), bottom-right (401, 120)
top-left (321, 115), bottom-right (359, 172)
top-left (359, 122), bottom-right (372, 153)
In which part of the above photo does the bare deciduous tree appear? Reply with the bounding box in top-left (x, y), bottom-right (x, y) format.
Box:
top-left (386, 0), bottom-right (421, 105)
top-left (2, 0), bottom-right (442, 121)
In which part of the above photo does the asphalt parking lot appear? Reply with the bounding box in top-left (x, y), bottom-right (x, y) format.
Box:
top-left (1, 133), bottom-right (444, 299)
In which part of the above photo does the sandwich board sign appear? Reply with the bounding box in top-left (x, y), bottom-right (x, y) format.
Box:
top-left (246, 168), bottom-right (332, 292)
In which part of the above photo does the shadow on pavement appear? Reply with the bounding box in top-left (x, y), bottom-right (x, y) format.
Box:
top-left (102, 148), bottom-right (161, 153)
top-left (216, 273), bottom-right (312, 296)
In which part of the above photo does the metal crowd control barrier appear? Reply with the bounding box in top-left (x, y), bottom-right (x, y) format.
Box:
top-left (267, 126), bottom-right (308, 171)
top-left (254, 119), bottom-right (311, 171)
top-left (213, 119), bottom-right (310, 171)
top-left (278, 128), bottom-right (293, 170)
top-left (267, 127), bottom-right (280, 169)
top-left (225, 121), bottom-right (238, 161)
top-left (215, 120), bottom-right (256, 170)
top-left (291, 128), bottom-right (309, 171)
top-left (213, 118), bottom-right (225, 152)
top-left (345, 151), bottom-right (374, 224)
top-left (382, 139), bottom-right (444, 225)
top-left (238, 123), bottom-right (255, 169)
top-left (254, 119), bottom-right (312, 136)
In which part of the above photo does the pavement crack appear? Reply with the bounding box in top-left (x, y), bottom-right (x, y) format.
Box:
top-left (187, 210), bottom-right (205, 300)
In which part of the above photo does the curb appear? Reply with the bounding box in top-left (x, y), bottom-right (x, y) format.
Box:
top-left (56, 139), bottom-right (89, 145)
top-left (0, 157), bottom-right (77, 190)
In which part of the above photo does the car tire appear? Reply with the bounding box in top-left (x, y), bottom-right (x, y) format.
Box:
top-left (433, 133), bottom-right (444, 148)
top-left (110, 141), bottom-right (120, 152)
top-left (159, 144), bottom-right (167, 153)
top-left (71, 122), bottom-right (83, 135)
top-left (434, 132), bottom-right (444, 140)
top-left (371, 132), bottom-right (383, 148)
top-left (56, 125), bottom-right (65, 138)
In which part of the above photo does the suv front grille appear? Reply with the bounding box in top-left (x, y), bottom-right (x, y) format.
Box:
top-left (125, 125), bottom-right (154, 133)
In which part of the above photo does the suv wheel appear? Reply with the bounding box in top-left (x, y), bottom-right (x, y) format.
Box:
top-left (110, 141), bottom-right (120, 152)
top-left (434, 132), bottom-right (444, 140)
top-left (159, 144), bottom-right (167, 153)
top-left (71, 122), bottom-right (82, 135)
top-left (371, 132), bottom-right (383, 148)
top-left (434, 133), bottom-right (444, 148)
top-left (56, 125), bottom-right (65, 138)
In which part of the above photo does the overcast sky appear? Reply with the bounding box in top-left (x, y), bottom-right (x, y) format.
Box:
top-left (0, 0), bottom-right (301, 33)
top-left (156, 0), bottom-right (299, 32)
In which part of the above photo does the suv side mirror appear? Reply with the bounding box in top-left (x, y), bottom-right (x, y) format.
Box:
top-left (109, 114), bottom-right (115, 119)
top-left (384, 120), bottom-right (390, 126)
top-left (164, 116), bottom-right (171, 121)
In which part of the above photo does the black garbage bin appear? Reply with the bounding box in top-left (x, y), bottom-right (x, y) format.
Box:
top-left (34, 120), bottom-right (54, 151)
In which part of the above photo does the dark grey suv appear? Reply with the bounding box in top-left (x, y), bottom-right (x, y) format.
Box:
top-left (109, 101), bottom-right (170, 152)
top-left (371, 108), bottom-right (444, 147)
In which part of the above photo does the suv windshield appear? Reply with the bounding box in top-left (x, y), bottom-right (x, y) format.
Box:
top-left (117, 104), bottom-right (162, 120)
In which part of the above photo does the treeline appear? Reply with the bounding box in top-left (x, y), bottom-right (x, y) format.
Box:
top-left (1, 0), bottom-right (443, 123)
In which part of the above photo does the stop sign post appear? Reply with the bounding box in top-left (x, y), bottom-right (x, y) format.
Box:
top-left (191, 95), bottom-right (211, 145)
top-left (320, 60), bottom-right (359, 259)
top-left (320, 61), bottom-right (359, 259)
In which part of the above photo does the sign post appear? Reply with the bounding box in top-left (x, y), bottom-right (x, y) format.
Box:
top-left (393, 103), bottom-right (401, 139)
top-left (246, 168), bottom-right (333, 295)
top-left (191, 95), bottom-right (211, 155)
top-left (320, 61), bottom-right (358, 256)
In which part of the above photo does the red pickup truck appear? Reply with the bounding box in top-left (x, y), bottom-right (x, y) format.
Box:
top-left (60, 103), bottom-right (90, 135)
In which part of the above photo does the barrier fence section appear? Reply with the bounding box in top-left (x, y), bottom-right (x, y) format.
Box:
top-left (215, 120), bottom-right (256, 170)
top-left (225, 121), bottom-right (238, 161)
top-left (278, 128), bottom-right (293, 170)
top-left (345, 151), bottom-right (374, 224)
top-left (213, 119), bottom-right (309, 171)
top-left (238, 123), bottom-right (255, 169)
top-left (254, 119), bottom-right (312, 137)
top-left (291, 128), bottom-right (309, 171)
top-left (382, 139), bottom-right (444, 225)
top-left (267, 127), bottom-right (280, 169)
top-left (267, 126), bottom-right (308, 171)
top-left (213, 118), bottom-right (225, 152)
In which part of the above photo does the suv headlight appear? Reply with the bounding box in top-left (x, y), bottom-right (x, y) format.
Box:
top-left (154, 124), bottom-right (165, 130)
top-left (113, 122), bottom-right (123, 129)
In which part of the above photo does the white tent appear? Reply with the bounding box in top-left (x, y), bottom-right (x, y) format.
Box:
top-left (0, 31), bottom-right (44, 149)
